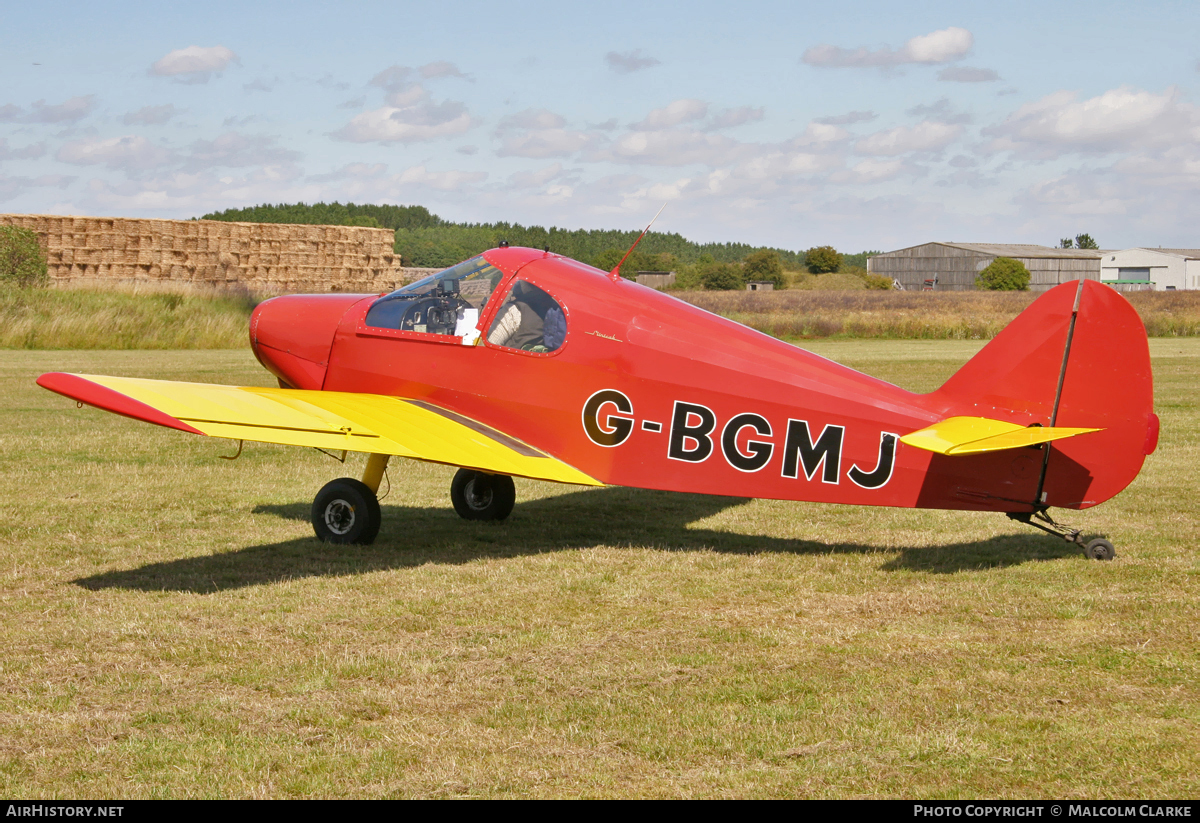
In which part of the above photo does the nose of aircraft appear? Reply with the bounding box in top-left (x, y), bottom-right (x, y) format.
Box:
top-left (250, 294), bottom-right (368, 390)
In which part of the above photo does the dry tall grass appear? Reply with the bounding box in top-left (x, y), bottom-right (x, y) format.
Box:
top-left (0, 286), bottom-right (255, 349)
top-left (677, 289), bottom-right (1200, 339)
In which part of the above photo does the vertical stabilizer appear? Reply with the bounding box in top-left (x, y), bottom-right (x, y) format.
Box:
top-left (928, 280), bottom-right (1155, 510)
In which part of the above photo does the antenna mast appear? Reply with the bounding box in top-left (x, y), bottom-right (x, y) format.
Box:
top-left (609, 202), bottom-right (668, 283)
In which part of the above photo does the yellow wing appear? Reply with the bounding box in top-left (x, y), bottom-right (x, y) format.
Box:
top-left (900, 415), bottom-right (1101, 456)
top-left (38, 373), bottom-right (600, 486)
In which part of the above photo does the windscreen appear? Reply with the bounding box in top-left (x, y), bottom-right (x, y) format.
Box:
top-left (365, 256), bottom-right (505, 332)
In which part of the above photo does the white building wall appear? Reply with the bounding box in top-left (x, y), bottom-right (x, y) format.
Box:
top-left (1187, 259), bottom-right (1200, 290)
top-left (1100, 249), bottom-right (1192, 290)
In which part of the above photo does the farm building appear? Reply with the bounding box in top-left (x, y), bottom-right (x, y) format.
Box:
top-left (867, 243), bottom-right (1102, 292)
top-left (1100, 248), bottom-right (1200, 291)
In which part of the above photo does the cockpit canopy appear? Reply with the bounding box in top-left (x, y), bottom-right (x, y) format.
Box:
top-left (364, 256), bottom-right (505, 338)
top-left (363, 253), bottom-right (568, 353)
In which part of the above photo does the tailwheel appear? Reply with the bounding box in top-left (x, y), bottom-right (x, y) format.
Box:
top-left (1084, 538), bottom-right (1116, 561)
top-left (312, 477), bottom-right (381, 544)
top-left (451, 469), bottom-right (515, 521)
top-left (1007, 510), bottom-right (1116, 560)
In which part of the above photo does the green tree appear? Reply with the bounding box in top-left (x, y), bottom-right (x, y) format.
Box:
top-left (1074, 233), bottom-right (1098, 250)
top-left (700, 260), bottom-right (745, 290)
top-left (976, 257), bottom-right (1031, 291)
top-left (0, 226), bottom-right (48, 287)
top-left (742, 249), bottom-right (785, 288)
top-left (805, 245), bottom-right (843, 274)
top-left (1060, 238), bottom-right (1074, 249)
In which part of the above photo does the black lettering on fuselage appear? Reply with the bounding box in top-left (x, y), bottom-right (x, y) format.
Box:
top-left (668, 401), bottom-right (716, 462)
top-left (848, 432), bottom-right (898, 489)
top-left (781, 420), bottom-right (844, 484)
top-left (582, 389), bottom-right (634, 447)
top-left (721, 413), bottom-right (773, 472)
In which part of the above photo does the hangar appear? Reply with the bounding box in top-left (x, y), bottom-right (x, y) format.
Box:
top-left (1100, 248), bottom-right (1200, 291)
top-left (867, 242), bottom-right (1102, 292)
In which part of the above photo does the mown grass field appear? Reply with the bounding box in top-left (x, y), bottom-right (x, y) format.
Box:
top-left (1, 341), bottom-right (1196, 798)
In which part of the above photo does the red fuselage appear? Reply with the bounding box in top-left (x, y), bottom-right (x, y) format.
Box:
top-left (250, 247), bottom-right (1155, 513)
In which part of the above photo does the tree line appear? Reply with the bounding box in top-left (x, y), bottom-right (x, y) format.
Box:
top-left (199, 201), bottom-right (888, 290)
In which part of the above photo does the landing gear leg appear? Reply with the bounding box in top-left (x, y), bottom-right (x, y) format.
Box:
top-left (1007, 510), bottom-right (1115, 560)
top-left (310, 454), bottom-right (390, 545)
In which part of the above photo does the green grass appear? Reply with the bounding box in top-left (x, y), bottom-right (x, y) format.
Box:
top-left (0, 343), bottom-right (1197, 798)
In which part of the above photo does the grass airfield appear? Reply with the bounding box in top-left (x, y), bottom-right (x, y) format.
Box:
top-left (0, 341), bottom-right (1196, 799)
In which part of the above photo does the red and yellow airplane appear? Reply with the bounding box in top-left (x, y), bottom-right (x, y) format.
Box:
top-left (37, 245), bottom-right (1157, 559)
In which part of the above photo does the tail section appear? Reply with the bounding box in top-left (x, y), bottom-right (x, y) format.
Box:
top-left (926, 280), bottom-right (1156, 510)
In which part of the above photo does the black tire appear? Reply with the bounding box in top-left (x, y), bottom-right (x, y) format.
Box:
top-left (451, 469), bottom-right (516, 521)
top-left (1084, 538), bottom-right (1116, 561)
top-left (311, 478), bottom-right (381, 544)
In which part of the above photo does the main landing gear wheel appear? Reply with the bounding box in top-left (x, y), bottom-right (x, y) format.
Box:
top-left (451, 469), bottom-right (515, 521)
top-left (312, 478), bottom-right (381, 544)
top-left (1083, 538), bottom-right (1116, 561)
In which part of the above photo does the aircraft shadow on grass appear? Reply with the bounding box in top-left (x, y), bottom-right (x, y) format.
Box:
top-left (74, 486), bottom-right (1082, 594)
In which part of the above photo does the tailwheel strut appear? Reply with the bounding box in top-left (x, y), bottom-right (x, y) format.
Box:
top-left (1007, 510), bottom-right (1115, 560)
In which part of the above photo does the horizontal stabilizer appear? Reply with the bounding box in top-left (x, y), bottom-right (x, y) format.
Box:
top-left (900, 416), bottom-right (1101, 456)
top-left (37, 373), bottom-right (601, 487)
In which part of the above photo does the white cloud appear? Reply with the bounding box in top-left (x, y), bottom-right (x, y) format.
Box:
top-left (904, 28), bottom-right (973, 63)
top-left (497, 128), bottom-right (596, 158)
top-left (420, 61), bottom-right (466, 79)
top-left (122, 104), bottom-right (178, 126)
top-left (633, 99), bottom-right (708, 130)
top-left (906, 98), bottom-right (972, 124)
top-left (803, 27), bottom-right (972, 68)
top-left (0, 174), bottom-right (74, 203)
top-left (56, 135), bottom-right (175, 172)
top-left (599, 129), bottom-right (739, 166)
top-left (306, 162), bottom-right (388, 184)
top-left (938, 66), bottom-right (1000, 83)
top-left (338, 64), bottom-right (475, 143)
top-left (707, 106), bottom-right (765, 130)
top-left (396, 164), bottom-right (486, 191)
top-left (845, 158), bottom-right (906, 183)
top-left (816, 110), bottom-right (876, 126)
top-left (335, 102), bottom-right (473, 143)
top-left (497, 108), bottom-right (566, 131)
top-left (494, 109), bottom-right (597, 158)
top-left (0, 139), bottom-right (46, 161)
top-left (28, 96), bottom-right (95, 124)
top-left (984, 86), bottom-right (1198, 157)
top-left (150, 46), bottom-right (238, 83)
top-left (369, 65), bottom-right (411, 93)
top-left (856, 122), bottom-right (962, 156)
top-left (790, 122), bottom-right (851, 145)
top-left (507, 163), bottom-right (569, 189)
top-left (606, 49), bottom-right (661, 74)
top-left (185, 132), bottom-right (301, 171)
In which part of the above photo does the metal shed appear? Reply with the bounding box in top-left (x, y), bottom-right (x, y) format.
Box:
top-left (867, 243), bottom-right (1102, 292)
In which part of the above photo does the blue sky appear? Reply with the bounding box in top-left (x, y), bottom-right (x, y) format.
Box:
top-left (2, 0), bottom-right (1198, 252)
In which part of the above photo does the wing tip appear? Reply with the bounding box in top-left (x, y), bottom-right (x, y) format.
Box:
top-left (37, 372), bottom-right (206, 436)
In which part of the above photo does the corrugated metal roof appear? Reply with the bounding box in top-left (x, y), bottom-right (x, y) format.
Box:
top-left (1128, 248), bottom-right (1200, 259)
top-left (941, 243), bottom-right (1102, 259)
top-left (870, 242), bottom-right (1102, 259)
